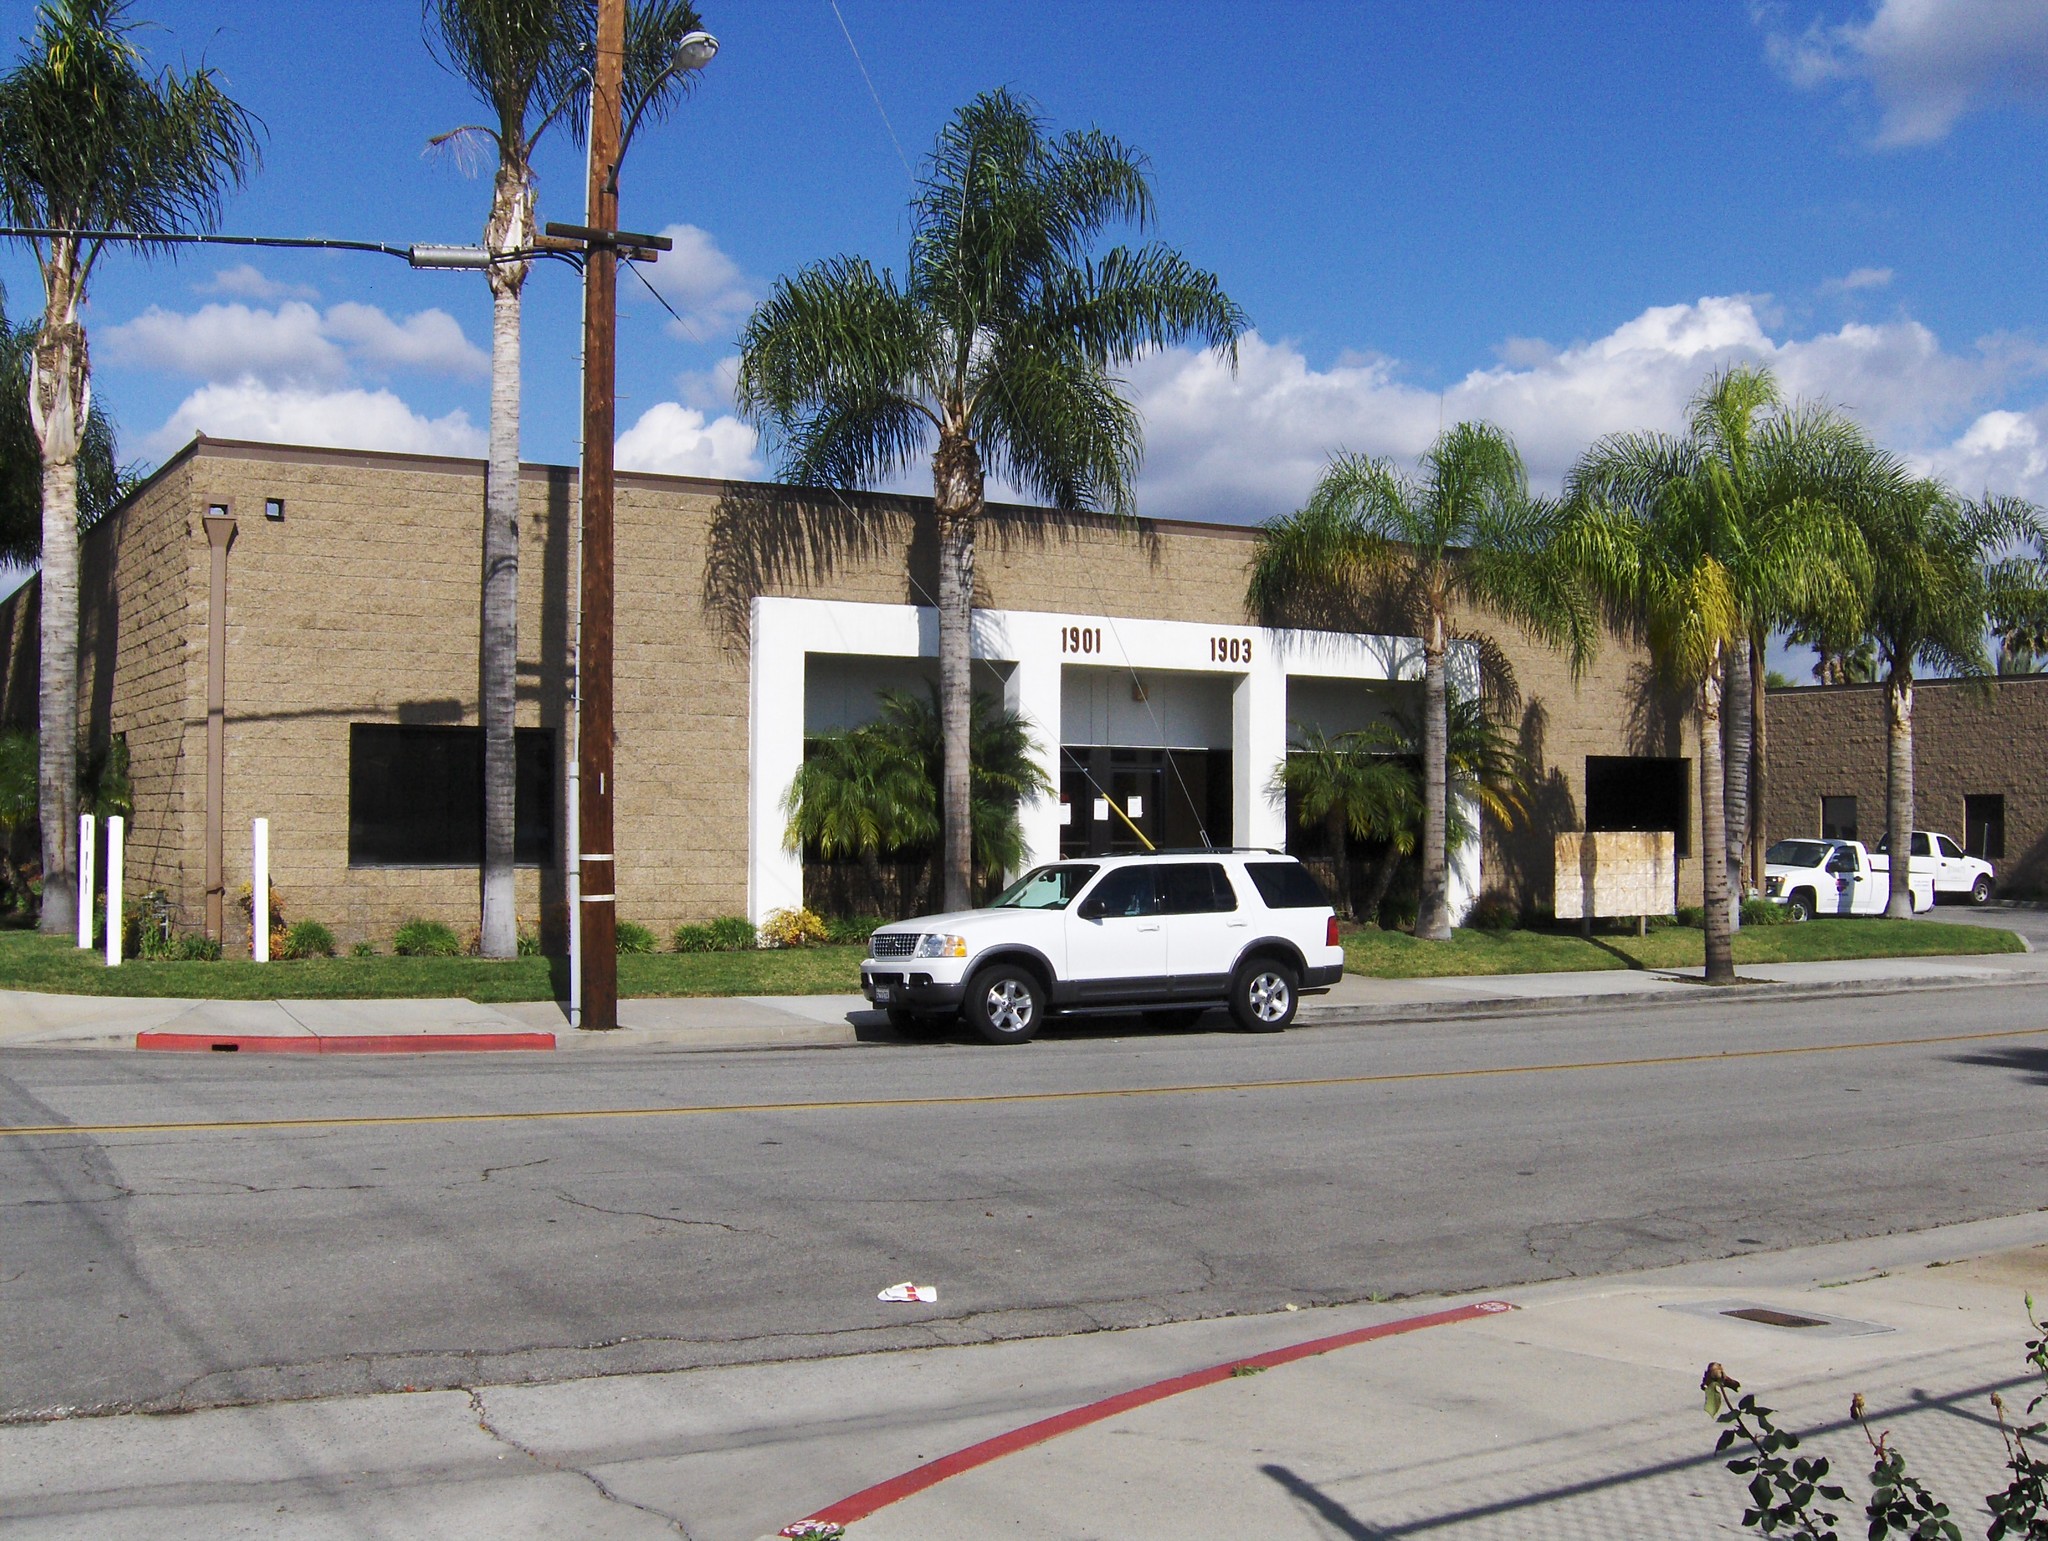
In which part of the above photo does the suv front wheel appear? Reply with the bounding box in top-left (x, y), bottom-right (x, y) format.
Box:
top-left (965, 963), bottom-right (1045, 1045)
top-left (1230, 958), bottom-right (1298, 1033)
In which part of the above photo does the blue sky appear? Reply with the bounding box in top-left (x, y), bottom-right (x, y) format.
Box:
top-left (6, 0), bottom-right (2048, 572)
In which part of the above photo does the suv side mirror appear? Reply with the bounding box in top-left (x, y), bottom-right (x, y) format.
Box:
top-left (1077, 895), bottom-right (1108, 921)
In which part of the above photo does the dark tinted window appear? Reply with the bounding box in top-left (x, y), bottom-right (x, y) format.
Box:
top-left (1081, 866), bottom-right (1159, 918)
top-left (1158, 862), bottom-right (1236, 915)
top-left (1937, 834), bottom-right (1962, 858)
top-left (1821, 795), bottom-right (1857, 842)
top-left (1965, 795), bottom-right (2005, 859)
top-left (1585, 755), bottom-right (1692, 857)
top-left (1244, 861), bottom-right (1329, 909)
top-left (349, 724), bottom-right (553, 867)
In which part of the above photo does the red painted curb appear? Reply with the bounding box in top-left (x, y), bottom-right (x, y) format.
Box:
top-left (136, 1031), bottom-right (555, 1054)
top-left (784, 1298), bottom-right (1515, 1534)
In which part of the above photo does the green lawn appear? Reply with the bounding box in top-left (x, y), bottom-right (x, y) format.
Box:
top-left (0, 916), bottom-right (2021, 1001)
top-left (0, 930), bottom-right (870, 1001)
top-left (1340, 917), bottom-right (2023, 979)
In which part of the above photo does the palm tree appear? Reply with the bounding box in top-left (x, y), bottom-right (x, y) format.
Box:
top-left (1846, 471), bottom-right (2042, 917)
top-left (1787, 616), bottom-right (1878, 684)
top-left (1994, 532), bottom-right (2048, 677)
top-left (1595, 368), bottom-right (1870, 913)
top-left (2, 279), bottom-right (126, 567)
top-left (738, 89), bottom-right (1245, 912)
top-left (1563, 409), bottom-right (1867, 983)
top-left (781, 721), bottom-right (934, 907)
top-left (425, 0), bottom-right (705, 957)
top-left (1, 1), bottom-right (257, 939)
top-left (1247, 422), bottom-right (1590, 940)
top-left (1271, 727), bottom-right (1417, 920)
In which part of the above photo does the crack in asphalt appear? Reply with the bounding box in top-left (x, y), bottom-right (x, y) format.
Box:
top-left (466, 1386), bottom-right (693, 1537)
top-left (550, 1191), bottom-right (755, 1233)
top-left (481, 1158), bottom-right (551, 1182)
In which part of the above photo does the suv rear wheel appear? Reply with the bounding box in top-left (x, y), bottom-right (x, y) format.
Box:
top-left (965, 963), bottom-right (1044, 1045)
top-left (1230, 958), bottom-right (1298, 1033)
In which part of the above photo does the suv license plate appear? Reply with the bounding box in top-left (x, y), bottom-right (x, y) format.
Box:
top-left (873, 985), bottom-right (892, 1003)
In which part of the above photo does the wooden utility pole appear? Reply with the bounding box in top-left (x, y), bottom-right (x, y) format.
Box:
top-left (576, 0), bottom-right (625, 1029)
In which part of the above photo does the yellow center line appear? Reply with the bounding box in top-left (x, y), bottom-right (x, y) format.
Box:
top-left (4, 1023), bottom-right (2043, 1140)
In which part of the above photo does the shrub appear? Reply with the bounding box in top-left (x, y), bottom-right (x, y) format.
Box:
top-left (672, 922), bottom-right (716, 953)
top-left (615, 919), bottom-right (657, 954)
top-left (174, 933), bottom-right (221, 961)
top-left (517, 926), bottom-right (541, 957)
top-left (824, 914), bottom-right (881, 946)
top-left (393, 917), bottom-right (462, 957)
top-left (1675, 904), bottom-right (1706, 929)
top-left (761, 906), bottom-right (829, 949)
top-left (281, 919), bottom-right (336, 959)
top-left (1740, 896), bottom-right (1789, 926)
top-left (350, 940), bottom-right (377, 959)
top-left (1466, 890), bottom-right (1519, 932)
top-left (707, 915), bottom-right (757, 951)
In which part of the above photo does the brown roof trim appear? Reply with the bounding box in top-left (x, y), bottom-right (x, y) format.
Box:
top-left (1767, 673), bottom-right (2048, 695)
top-left (132, 434), bottom-right (1271, 542)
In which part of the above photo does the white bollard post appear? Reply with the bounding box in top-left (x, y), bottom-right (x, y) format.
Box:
top-left (104, 815), bottom-right (123, 968)
top-left (77, 815), bottom-right (95, 949)
top-left (252, 818), bottom-right (269, 962)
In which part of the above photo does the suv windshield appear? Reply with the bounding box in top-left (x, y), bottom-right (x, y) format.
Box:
top-left (1766, 840), bottom-right (1832, 867)
top-left (993, 864), bottom-right (1099, 910)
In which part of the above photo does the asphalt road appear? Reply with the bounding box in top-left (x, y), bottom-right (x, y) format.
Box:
top-left (3, 981), bottom-right (2045, 1421)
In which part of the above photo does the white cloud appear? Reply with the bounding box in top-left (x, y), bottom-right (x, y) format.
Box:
top-left (194, 263), bottom-right (318, 303)
top-left (144, 380), bottom-right (484, 461)
top-left (104, 300), bottom-right (346, 383)
top-left (1821, 265), bottom-right (1896, 293)
top-left (323, 302), bottom-right (488, 376)
top-left (615, 401), bottom-right (762, 479)
top-left (1764, 0), bottom-right (2048, 145)
top-left (103, 300), bottom-right (486, 384)
top-left (638, 224), bottom-right (759, 338)
top-left (1123, 294), bottom-right (2048, 523)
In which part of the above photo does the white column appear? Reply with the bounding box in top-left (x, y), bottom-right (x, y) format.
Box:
top-left (748, 597), bottom-right (807, 928)
top-left (251, 818), bottom-right (270, 962)
top-left (1007, 623), bottom-right (1063, 872)
top-left (1447, 791), bottom-right (1479, 925)
top-left (103, 815), bottom-right (123, 968)
top-left (1234, 651), bottom-right (1289, 850)
top-left (77, 815), bottom-right (95, 949)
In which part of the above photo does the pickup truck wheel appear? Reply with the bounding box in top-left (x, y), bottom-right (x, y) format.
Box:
top-left (1971, 874), bottom-right (1994, 906)
top-left (965, 965), bottom-right (1044, 1045)
top-left (1230, 959), bottom-right (1298, 1033)
top-left (1786, 890), bottom-right (1815, 923)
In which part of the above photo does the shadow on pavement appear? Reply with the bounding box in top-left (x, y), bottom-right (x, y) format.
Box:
top-left (1263, 1463), bottom-right (1392, 1538)
top-left (1949, 1045), bottom-right (2048, 1086)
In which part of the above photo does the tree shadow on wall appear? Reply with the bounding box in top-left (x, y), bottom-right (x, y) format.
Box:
top-left (1490, 697), bottom-right (1580, 916)
top-left (701, 481), bottom-right (1153, 649)
top-left (1624, 662), bottom-right (1690, 758)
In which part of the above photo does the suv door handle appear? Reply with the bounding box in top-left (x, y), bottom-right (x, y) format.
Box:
top-left (1137, 923), bottom-right (1161, 932)
top-left (1226, 920), bottom-right (1248, 928)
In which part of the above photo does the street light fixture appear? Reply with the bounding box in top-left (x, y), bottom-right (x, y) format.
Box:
top-left (568, 2), bottom-right (717, 1032)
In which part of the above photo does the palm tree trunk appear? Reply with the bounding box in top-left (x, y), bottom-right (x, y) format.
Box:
top-left (1326, 804), bottom-right (1352, 920)
top-left (1698, 652), bottom-right (1734, 984)
top-left (1416, 613), bottom-right (1452, 940)
top-left (1723, 637), bottom-right (1751, 932)
top-left (1359, 839), bottom-right (1403, 929)
top-left (29, 275), bottom-right (87, 940)
top-left (478, 273), bottom-right (523, 958)
top-left (933, 431), bottom-right (982, 914)
top-left (1749, 632), bottom-right (1768, 893)
top-left (1884, 669), bottom-right (1915, 919)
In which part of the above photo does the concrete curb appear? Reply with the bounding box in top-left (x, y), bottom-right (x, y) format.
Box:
top-left (136, 1030), bottom-right (555, 1054)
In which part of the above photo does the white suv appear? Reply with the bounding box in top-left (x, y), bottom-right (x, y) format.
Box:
top-left (859, 851), bottom-right (1347, 1045)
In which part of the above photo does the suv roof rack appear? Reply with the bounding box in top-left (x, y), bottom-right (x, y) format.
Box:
top-left (1085, 847), bottom-right (1288, 857)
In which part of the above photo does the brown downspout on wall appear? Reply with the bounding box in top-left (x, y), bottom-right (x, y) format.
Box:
top-left (202, 510), bottom-right (236, 940)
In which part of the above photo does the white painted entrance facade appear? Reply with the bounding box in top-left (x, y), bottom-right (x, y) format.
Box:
top-left (747, 596), bottom-right (1479, 926)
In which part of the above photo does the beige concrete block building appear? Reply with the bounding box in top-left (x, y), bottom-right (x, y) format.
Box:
top-left (1764, 676), bottom-right (2048, 897)
top-left (0, 435), bottom-right (1714, 951)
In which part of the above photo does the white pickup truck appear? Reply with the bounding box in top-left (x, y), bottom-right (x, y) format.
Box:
top-left (1870, 830), bottom-right (1996, 905)
top-left (1762, 838), bottom-right (1933, 921)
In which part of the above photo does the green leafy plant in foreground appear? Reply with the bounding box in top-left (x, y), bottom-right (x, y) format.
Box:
top-left (1704, 1297), bottom-right (2048, 1539)
top-left (392, 918), bottom-right (462, 958)
top-left (614, 920), bottom-right (657, 955)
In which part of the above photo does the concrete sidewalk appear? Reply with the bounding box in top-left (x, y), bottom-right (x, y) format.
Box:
top-left (2, 941), bottom-right (2044, 1051)
top-left (3, 1214), bottom-right (2041, 1539)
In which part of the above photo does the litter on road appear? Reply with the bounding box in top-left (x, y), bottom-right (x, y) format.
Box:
top-left (878, 1282), bottom-right (938, 1303)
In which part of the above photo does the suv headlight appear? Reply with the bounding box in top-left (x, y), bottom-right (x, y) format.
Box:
top-left (914, 933), bottom-right (968, 959)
